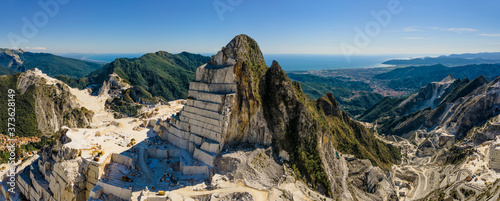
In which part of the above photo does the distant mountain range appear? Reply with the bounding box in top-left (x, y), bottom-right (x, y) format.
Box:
top-left (0, 48), bottom-right (103, 78)
top-left (374, 63), bottom-right (500, 90)
top-left (287, 63), bottom-right (500, 117)
top-left (360, 73), bottom-right (499, 142)
top-left (383, 52), bottom-right (500, 66)
top-left (0, 65), bottom-right (16, 75)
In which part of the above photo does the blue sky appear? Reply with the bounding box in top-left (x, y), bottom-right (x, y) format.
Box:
top-left (0, 0), bottom-right (499, 55)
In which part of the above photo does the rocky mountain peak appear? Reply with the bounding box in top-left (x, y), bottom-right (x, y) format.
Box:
top-left (0, 48), bottom-right (25, 54)
top-left (472, 74), bottom-right (489, 85)
top-left (208, 34), bottom-right (266, 67)
top-left (267, 60), bottom-right (286, 78)
top-left (317, 92), bottom-right (340, 116)
top-left (441, 74), bottom-right (455, 83)
top-left (17, 68), bottom-right (58, 94)
top-left (0, 48), bottom-right (24, 68)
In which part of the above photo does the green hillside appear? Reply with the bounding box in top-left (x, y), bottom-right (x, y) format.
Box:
top-left (287, 73), bottom-right (384, 116)
top-left (0, 73), bottom-right (40, 137)
top-left (261, 61), bottom-right (400, 195)
top-left (87, 51), bottom-right (210, 102)
top-left (375, 64), bottom-right (500, 90)
top-left (0, 65), bottom-right (15, 76)
top-left (0, 49), bottom-right (103, 78)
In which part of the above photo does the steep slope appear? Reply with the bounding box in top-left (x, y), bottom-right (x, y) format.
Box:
top-left (86, 51), bottom-right (210, 102)
top-left (0, 48), bottom-right (102, 78)
top-left (378, 75), bottom-right (497, 142)
top-left (287, 73), bottom-right (384, 116)
top-left (260, 63), bottom-right (400, 198)
top-left (0, 65), bottom-right (16, 75)
top-left (203, 34), bottom-right (401, 198)
top-left (0, 69), bottom-right (95, 137)
top-left (374, 64), bottom-right (500, 91)
top-left (18, 69), bottom-right (95, 135)
top-left (0, 73), bottom-right (40, 137)
top-left (56, 51), bottom-right (211, 117)
top-left (359, 75), bottom-right (486, 124)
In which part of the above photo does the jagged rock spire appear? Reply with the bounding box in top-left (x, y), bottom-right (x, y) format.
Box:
top-left (208, 34), bottom-right (266, 67)
top-left (441, 74), bottom-right (455, 83)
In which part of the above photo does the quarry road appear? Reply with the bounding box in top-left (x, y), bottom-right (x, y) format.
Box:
top-left (408, 166), bottom-right (429, 200)
top-left (137, 147), bottom-right (154, 183)
top-left (457, 169), bottom-right (472, 181)
top-left (173, 184), bottom-right (269, 201)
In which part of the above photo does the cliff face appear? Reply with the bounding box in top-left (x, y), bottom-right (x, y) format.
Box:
top-left (204, 35), bottom-right (400, 198)
top-left (208, 35), bottom-right (272, 145)
top-left (377, 74), bottom-right (499, 158)
top-left (380, 75), bottom-right (495, 138)
top-left (17, 69), bottom-right (93, 135)
top-left (0, 48), bottom-right (24, 69)
top-left (396, 74), bottom-right (456, 115)
top-left (16, 128), bottom-right (98, 201)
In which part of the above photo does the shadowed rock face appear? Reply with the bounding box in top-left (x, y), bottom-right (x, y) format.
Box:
top-left (209, 34), bottom-right (267, 68)
top-left (207, 35), bottom-right (400, 198)
top-left (207, 34), bottom-right (272, 145)
top-left (396, 74), bottom-right (456, 115)
top-left (317, 93), bottom-right (341, 117)
top-left (379, 74), bottom-right (496, 140)
top-left (17, 69), bottom-right (93, 134)
top-left (0, 48), bottom-right (24, 68)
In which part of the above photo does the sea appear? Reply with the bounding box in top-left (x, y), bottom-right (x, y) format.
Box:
top-left (59, 53), bottom-right (427, 71)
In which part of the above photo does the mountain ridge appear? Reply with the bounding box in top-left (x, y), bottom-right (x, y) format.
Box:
top-left (208, 35), bottom-right (401, 198)
top-left (0, 48), bottom-right (102, 77)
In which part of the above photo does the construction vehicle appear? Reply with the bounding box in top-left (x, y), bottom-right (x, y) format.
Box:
top-left (92, 150), bottom-right (104, 157)
top-left (121, 176), bottom-right (133, 182)
top-left (92, 149), bottom-right (104, 161)
top-left (127, 138), bottom-right (136, 147)
top-left (157, 191), bottom-right (165, 195)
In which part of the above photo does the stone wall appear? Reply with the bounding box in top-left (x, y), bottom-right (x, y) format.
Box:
top-left (16, 147), bottom-right (113, 201)
top-left (95, 180), bottom-right (132, 200)
top-left (180, 162), bottom-right (209, 176)
top-left (0, 183), bottom-right (11, 201)
top-left (111, 153), bottom-right (135, 168)
top-left (157, 64), bottom-right (237, 169)
top-left (490, 138), bottom-right (500, 171)
top-left (141, 64), bottom-right (238, 193)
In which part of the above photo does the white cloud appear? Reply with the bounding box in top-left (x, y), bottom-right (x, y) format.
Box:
top-left (393, 26), bottom-right (477, 33)
top-left (23, 47), bottom-right (47, 51)
top-left (480, 33), bottom-right (500, 37)
top-left (429, 27), bottom-right (476, 33)
top-left (396, 26), bottom-right (476, 33)
top-left (444, 28), bottom-right (476, 33)
top-left (403, 37), bottom-right (425, 40)
top-left (390, 26), bottom-right (424, 32)
top-left (402, 27), bottom-right (424, 32)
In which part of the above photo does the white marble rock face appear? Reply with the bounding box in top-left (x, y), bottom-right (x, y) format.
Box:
top-left (490, 138), bottom-right (500, 171)
top-left (160, 62), bottom-right (237, 168)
